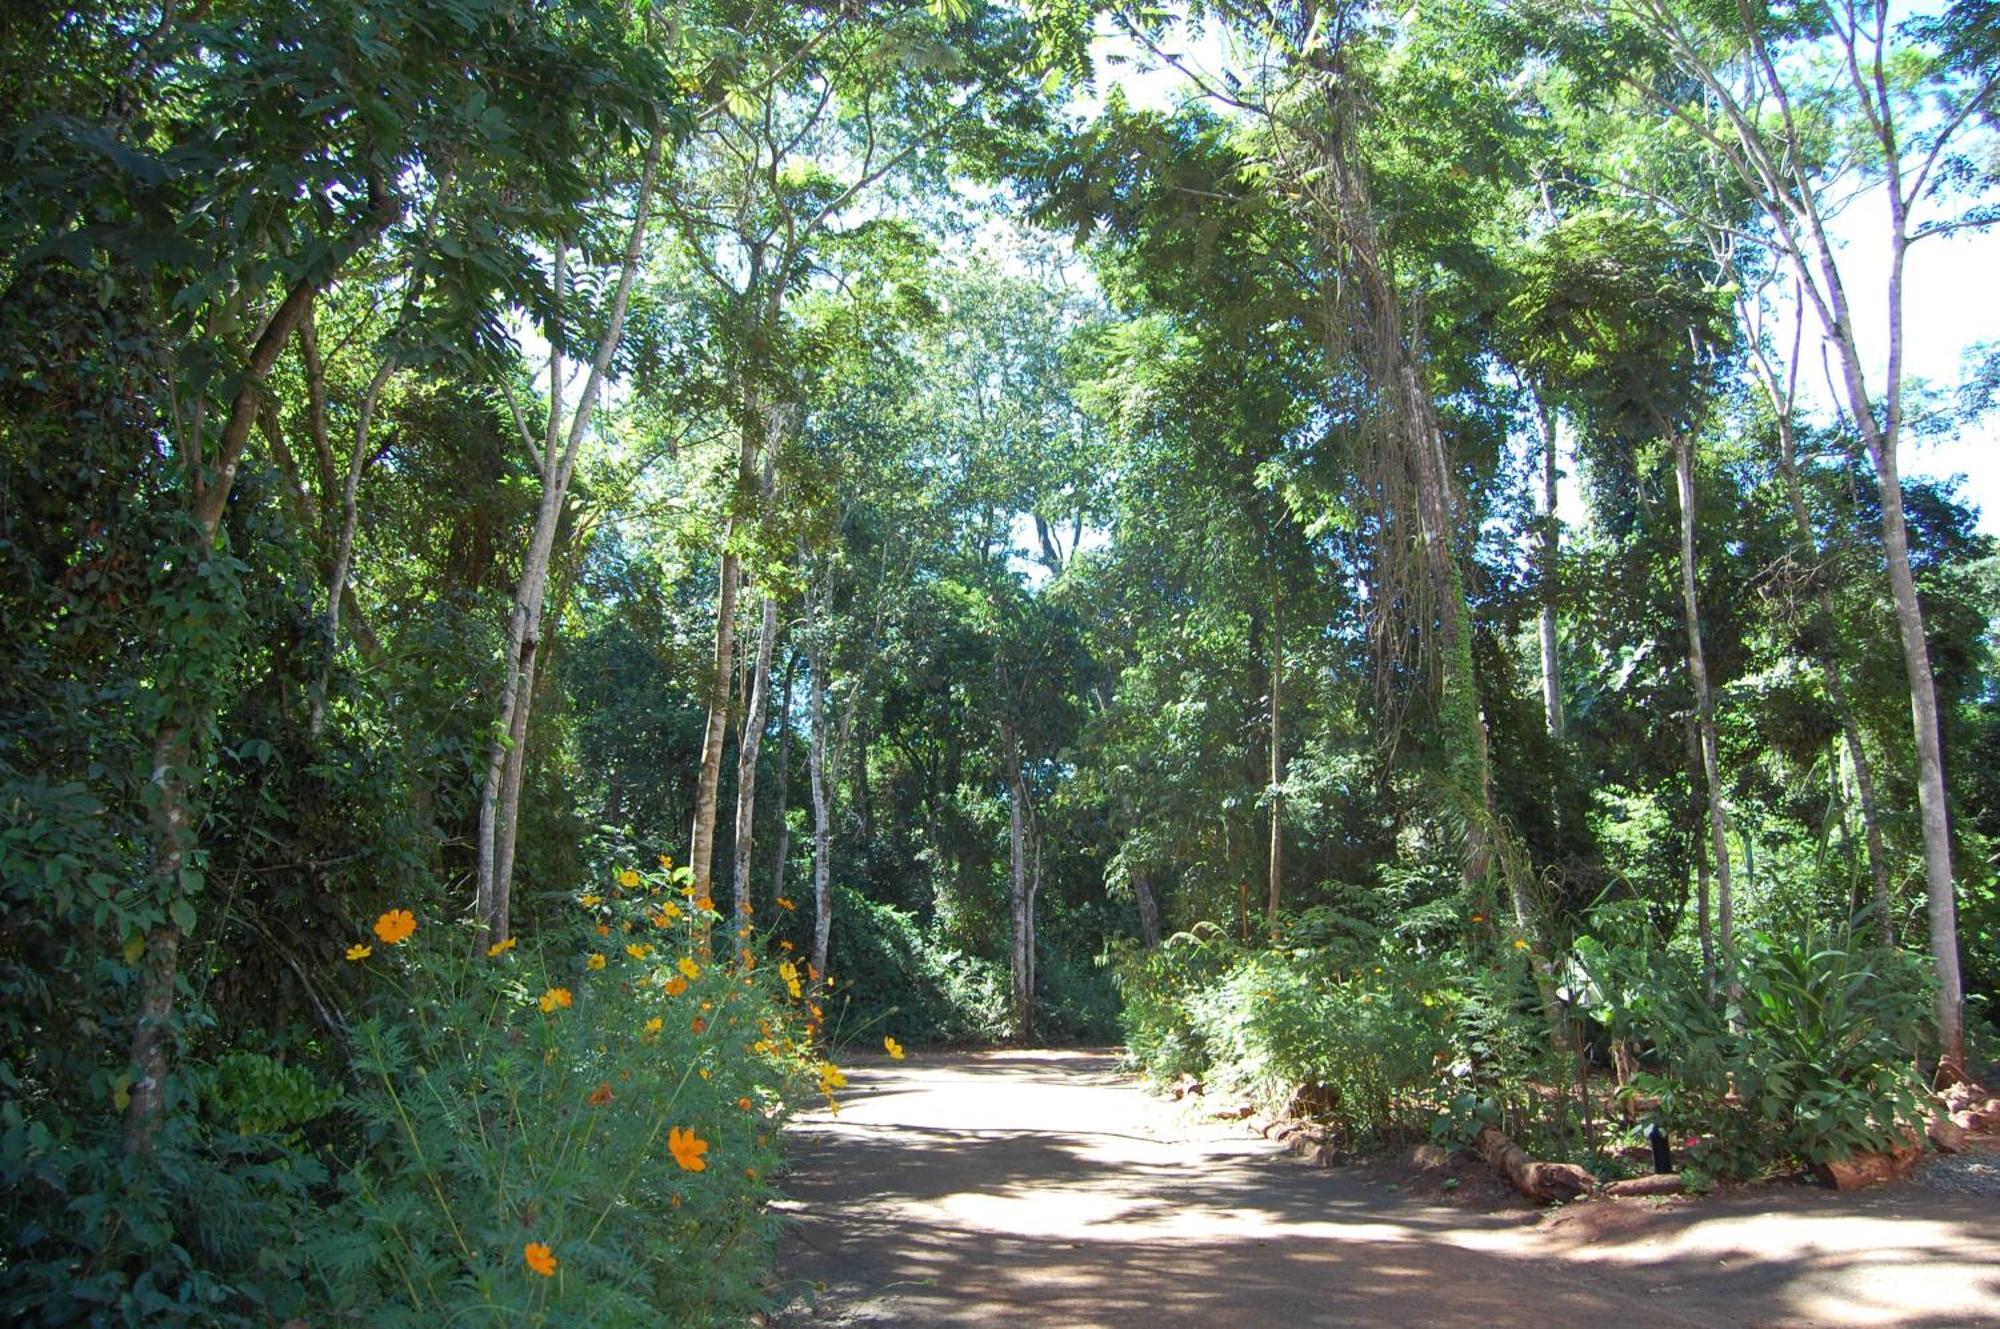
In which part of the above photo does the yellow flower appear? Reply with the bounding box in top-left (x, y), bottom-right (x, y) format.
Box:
top-left (345, 944), bottom-right (372, 962)
top-left (668, 1126), bottom-right (709, 1172)
top-left (524, 1242), bottom-right (557, 1277)
top-left (617, 868), bottom-right (641, 889)
top-left (776, 896), bottom-right (796, 912)
top-left (778, 939), bottom-right (794, 951)
top-left (653, 902), bottom-right (682, 925)
top-left (587, 953), bottom-right (607, 970)
top-left (884, 1036), bottom-right (905, 1060)
top-left (580, 893), bottom-right (602, 908)
top-left (663, 976), bottom-right (689, 996)
top-left (626, 943), bottom-right (653, 960)
top-left (818, 1062), bottom-right (846, 1093)
top-left (373, 909), bottom-right (417, 945)
top-left (659, 853), bottom-right (674, 870)
top-left (678, 956), bottom-right (701, 981)
top-left (487, 936), bottom-right (517, 957)
top-left (1513, 938), bottom-right (1530, 951)
top-left (699, 1067), bottom-right (712, 1080)
top-left (539, 986), bottom-right (573, 1013)
top-left (642, 1016), bottom-right (664, 1037)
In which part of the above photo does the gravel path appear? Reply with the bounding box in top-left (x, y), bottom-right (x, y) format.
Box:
top-left (772, 1049), bottom-right (2000, 1328)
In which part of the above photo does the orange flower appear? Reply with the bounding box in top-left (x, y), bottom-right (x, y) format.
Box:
top-left (776, 897), bottom-right (796, 912)
top-left (695, 895), bottom-right (715, 913)
top-left (668, 1126), bottom-right (709, 1172)
top-left (345, 943), bottom-right (372, 961)
top-left (778, 940), bottom-right (794, 951)
top-left (738, 1096), bottom-right (753, 1110)
top-left (663, 976), bottom-right (689, 997)
top-left (487, 936), bottom-right (517, 957)
top-left (691, 1017), bottom-right (707, 1034)
top-left (587, 1081), bottom-right (614, 1107)
top-left (524, 1241), bottom-right (557, 1277)
top-left (653, 903), bottom-right (682, 925)
top-left (596, 923), bottom-right (610, 936)
top-left (539, 986), bottom-right (573, 1013)
top-left (373, 909), bottom-right (417, 945)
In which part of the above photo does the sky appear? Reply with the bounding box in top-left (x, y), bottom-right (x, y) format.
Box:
top-left (1082, 20), bottom-right (2000, 537)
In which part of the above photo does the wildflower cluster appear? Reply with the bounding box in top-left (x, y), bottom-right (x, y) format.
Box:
top-left (320, 856), bottom-right (825, 1324)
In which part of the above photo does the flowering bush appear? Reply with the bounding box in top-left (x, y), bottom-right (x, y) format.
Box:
top-left (307, 862), bottom-right (823, 1325)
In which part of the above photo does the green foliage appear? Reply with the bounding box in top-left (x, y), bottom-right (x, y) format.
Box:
top-left (1116, 919), bottom-right (1462, 1147)
top-left (312, 869), bottom-right (817, 1325)
top-left (1576, 927), bottom-right (1933, 1175)
top-left (823, 886), bottom-right (1009, 1046)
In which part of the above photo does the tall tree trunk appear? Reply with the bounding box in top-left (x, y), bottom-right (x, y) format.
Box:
top-left (1533, 391), bottom-right (1566, 740)
top-left (1004, 723), bottom-right (1032, 1043)
top-left (808, 642), bottom-right (833, 980)
top-left (125, 214), bottom-right (375, 1150)
top-left (1686, 715), bottom-right (1717, 992)
top-left (690, 405), bottom-right (766, 901)
top-left (1671, 429), bottom-right (1735, 983)
top-left (1267, 574), bottom-right (1283, 933)
top-left (732, 594), bottom-right (778, 927)
top-left (768, 648), bottom-right (797, 920)
top-left (476, 128), bottom-right (662, 943)
top-left (1133, 869), bottom-right (1162, 949)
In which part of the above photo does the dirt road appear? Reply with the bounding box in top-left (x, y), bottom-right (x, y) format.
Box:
top-left (773, 1049), bottom-right (1999, 1327)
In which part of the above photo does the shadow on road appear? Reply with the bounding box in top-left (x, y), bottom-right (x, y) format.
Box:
top-left (774, 1050), bottom-right (2000, 1328)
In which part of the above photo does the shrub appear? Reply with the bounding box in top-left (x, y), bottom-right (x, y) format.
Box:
top-left (303, 864), bottom-right (824, 1326)
top-left (1575, 927), bottom-right (1931, 1176)
top-left (821, 886), bottom-right (1008, 1046)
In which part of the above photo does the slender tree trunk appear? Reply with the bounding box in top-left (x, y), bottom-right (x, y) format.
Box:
top-left (1133, 869), bottom-right (1162, 949)
top-left (308, 354), bottom-right (396, 738)
top-left (808, 643), bottom-right (833, 980)
top-left (732, 594), bottom-right (778, 926)
top-left (1687, 715), bottom-right (1717, 992)
top-left (1671, 428), bottom-right (1735, 983)
top-left (475, 128), bottom-right (662, 942)
top-left (1533, 392), bottom-right (1565, 740)
top-left (690, 402), bottom-right (767, 900)
top-left (125, 238), bottom-right (364, 1151)
top-left (769, 648), bottom-right (797, 919)
top-left (1004, 724), bottom-right (1032, 1042)
top-left (690, 548), bottom-right (739, 900)
top-left (1267, 574), bottom-right (1283, 933)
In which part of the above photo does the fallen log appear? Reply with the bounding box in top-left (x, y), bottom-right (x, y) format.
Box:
top-left (1474, 1125), bottom-right (1595, 1203)
top-left (1603, 1173), bottom-right (1684, 1198)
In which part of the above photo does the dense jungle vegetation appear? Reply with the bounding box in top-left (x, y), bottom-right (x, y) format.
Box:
top-left (1, 0), bottom-right (1996, 1322)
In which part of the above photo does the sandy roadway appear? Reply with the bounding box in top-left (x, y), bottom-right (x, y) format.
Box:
top-left (771, 1048), bottom-right (2000, 1328)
